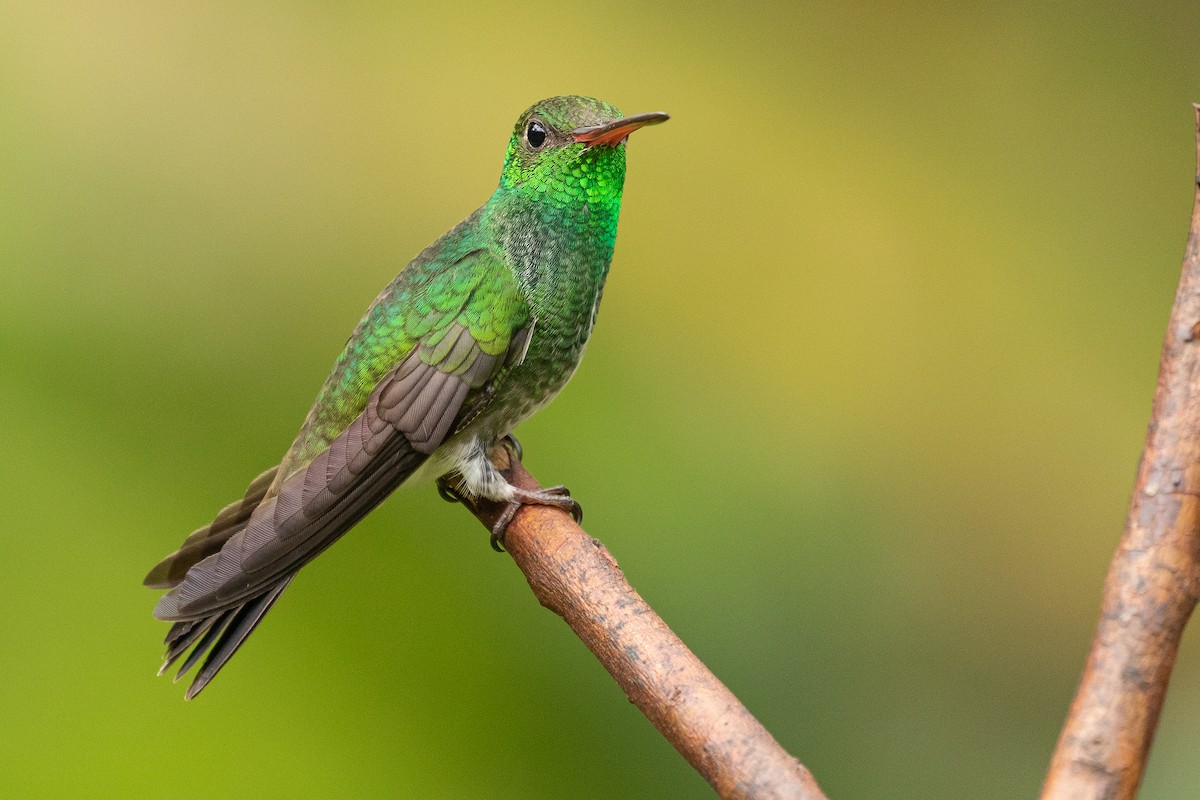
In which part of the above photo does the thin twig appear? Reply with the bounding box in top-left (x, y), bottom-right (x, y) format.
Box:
top-left (1041, 105), bottom-right (1200, 800)
top-left (454, 444), bottom-right (829, 800)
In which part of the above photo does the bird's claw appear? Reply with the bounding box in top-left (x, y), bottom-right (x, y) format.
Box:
top-left (489, 485), bottom-right (584, 552)
top-left (436, 477), bottom-right (463, 505)
top-left (489, 504), bottom-right (519, 552)
top-left (500, 434), bottom-right (523, 461)
top-left (534, 485), bottom-right (584, 524)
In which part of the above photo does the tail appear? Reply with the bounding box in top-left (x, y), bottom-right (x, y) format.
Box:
top-left (144, 466), bottom-right (287, 699)
top-left (145, 350), bottom-right (481, 697)
top-left (158, 576), bottom-right (294, 700)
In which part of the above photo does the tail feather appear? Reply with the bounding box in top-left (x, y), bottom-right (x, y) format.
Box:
top-left (146, 465), bottom-right (291, 696)
top-left (159, 616), bottom-right (221, 674)
top-left (168, 613), bottom-right (231, 679)
top-left (183, 577), bottom-right (294, 699)
top-left (156, 577), bottom-right (295, 698)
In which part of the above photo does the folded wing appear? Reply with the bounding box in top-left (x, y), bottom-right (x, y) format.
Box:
top-left (146, 250), bottom-right (532, 697)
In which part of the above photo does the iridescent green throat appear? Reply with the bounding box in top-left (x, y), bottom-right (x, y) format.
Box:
top-left (488, 140), bottom-right (626, 286)
top-left (498, 135), bottom-right (625, 221)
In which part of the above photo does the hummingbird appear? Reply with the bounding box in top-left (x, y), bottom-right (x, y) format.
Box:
top-left (144, 96), bottom-right (668, 699)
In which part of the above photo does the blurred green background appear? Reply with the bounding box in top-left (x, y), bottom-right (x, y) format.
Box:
top-left (2, 2), bottom-right (1199, 797)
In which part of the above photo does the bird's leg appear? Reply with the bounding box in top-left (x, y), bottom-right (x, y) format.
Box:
top-left (435, 436), bottom-right (521, 506)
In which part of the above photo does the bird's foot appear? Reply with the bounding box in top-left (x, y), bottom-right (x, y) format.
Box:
top-left (437, 436), bottom-right (581, 552)
top-left (489, 485), bottom-right (583, 552)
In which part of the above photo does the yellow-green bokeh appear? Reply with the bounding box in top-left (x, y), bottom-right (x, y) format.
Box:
top-left (2, 2), bottom-right (1199, 798)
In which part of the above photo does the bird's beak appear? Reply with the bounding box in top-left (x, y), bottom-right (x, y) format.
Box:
top-left (571, 112), bottom-right (670, 148)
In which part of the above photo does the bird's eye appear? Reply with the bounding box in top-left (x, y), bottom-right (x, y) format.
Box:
top-left (526, 120), bottom-right (547, 149)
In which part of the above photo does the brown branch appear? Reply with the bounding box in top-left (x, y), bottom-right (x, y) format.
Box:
top-left (1041, 105), bottom-right (1200, 800)
top-left (454, 444), bottom-right (828, 800)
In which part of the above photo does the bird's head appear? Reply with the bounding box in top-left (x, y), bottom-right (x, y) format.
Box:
top-left (497, 96), bottom-right (668, 210)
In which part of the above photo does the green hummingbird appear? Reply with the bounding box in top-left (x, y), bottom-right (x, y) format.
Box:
top-left (144, 96), bottom-right (668, 698)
